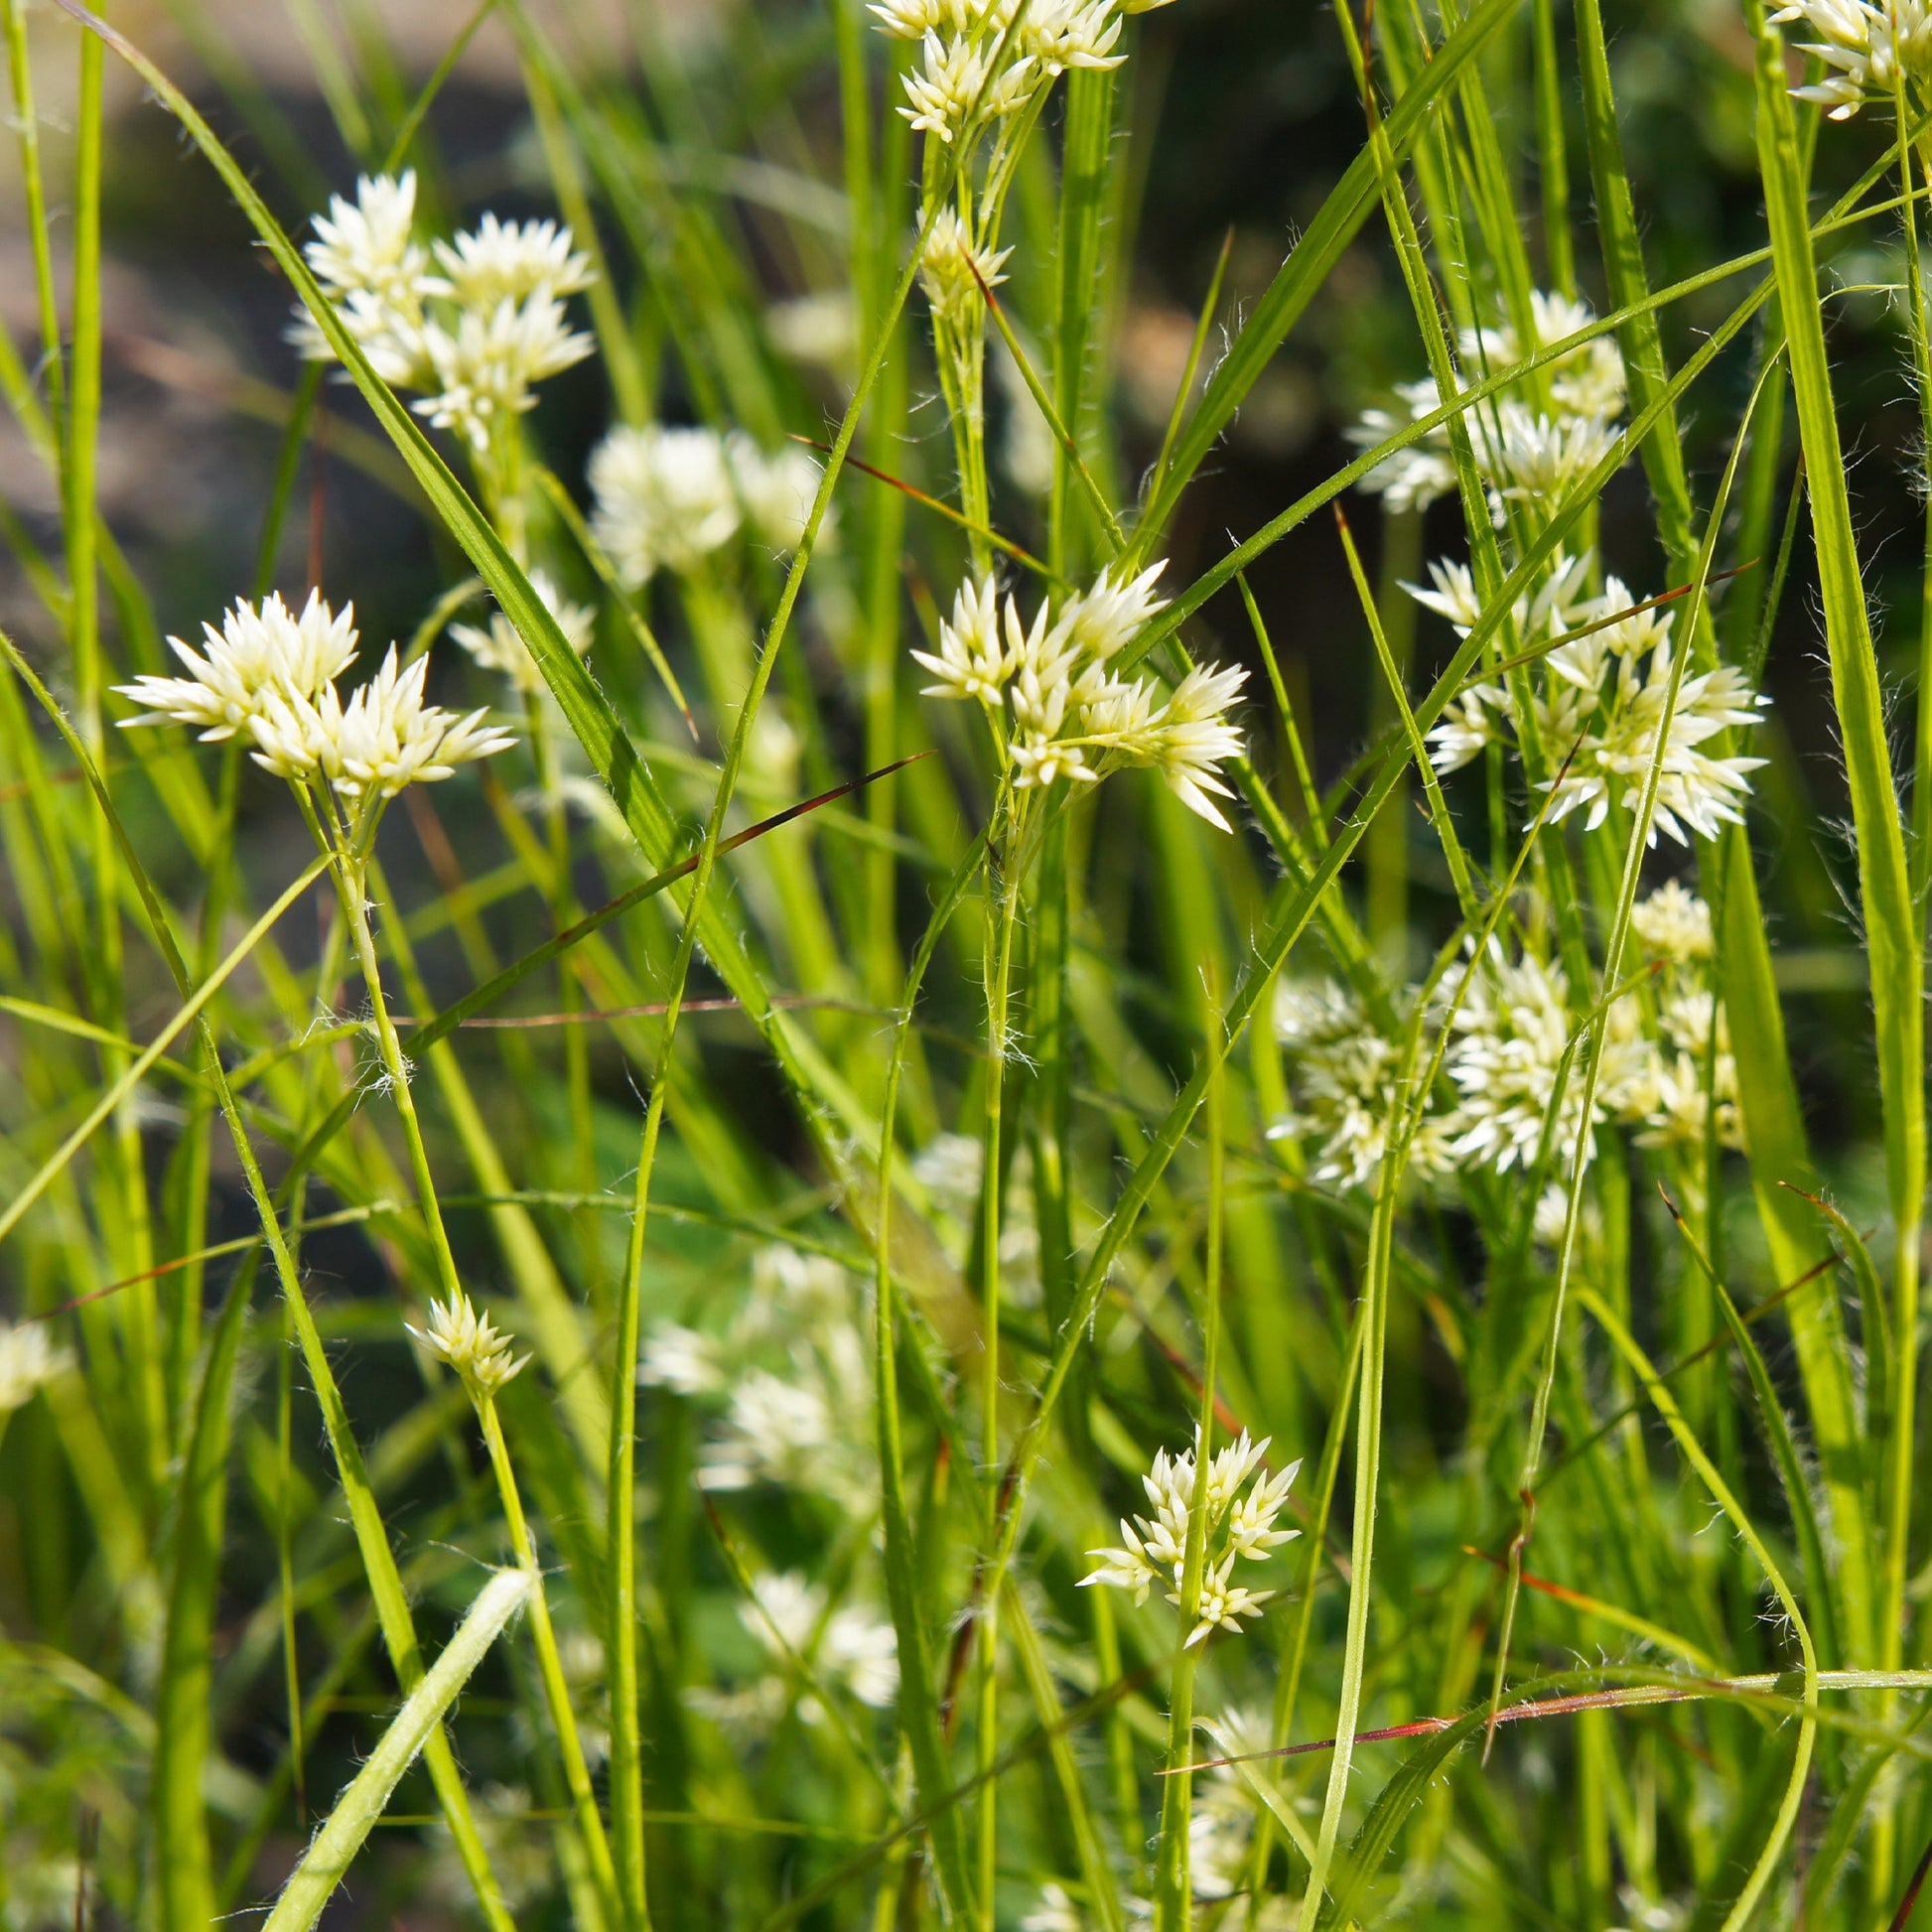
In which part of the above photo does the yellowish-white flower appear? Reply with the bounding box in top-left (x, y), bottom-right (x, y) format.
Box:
top-left (636, 1320), bottom-right (726, 1396)
top-left (0, 1320), bottom-right (72, 1413)
top-left (248, 646), bottom-right (515, 796)
top-left (115, 590), bottom-right (357, 741)
top-left (918, 207), bottom-right (1015, 328)
top-left (1632, 880), bottom-right (1715, 963)
top-left (450, 569), bottom-right (596, 695)
top-left (414, 295), bottom-right (595, 453)
top-left (726, 434), bottom-right (831, 554)
top-left (1769, 0), bottom-right (1932, 118)
top-left (899, 31), bottom-right (1036, 142)
top-left (1406, 549), bottom-right (1593, 643)
top-left (1021, 0), bottom-right (1125, 72)
top-left (1437, 941), bottom-right (1654, 1174)
top-left (1349, 377), bottom-right (1459, 513)
top-left (430, 212), bottom-right (595, 308)
top-left (1481, 398), bottom-right (1622, 506)
top-left (1426, 685), bottom-right (1507, 774)
top-left (1544, 647), bottom-right (1767, 844)
top-left (332, 647), bottom-right (518, 797)
top-left (1081, 1430), bottom-right (1298, 1645)
top-left (407, 1291), bottom-right (529, 1396)
top-left (1151, 661), bottom-right (1247, 830)
top-left (1057, 558), bottom-right (1168, 660)
top-left (869, 0), bottom-right (969, 37)
top-left (744, 1572), bottom-right (899, 1709)
top-left (912, 574), bottom-right (1014, 701)
top-left (1461, 290), bottom-right (1627, 423)
top-left (590, 423), bottom-right (744, 586)
top-left (766, 290), bottom-right (860, 371)
top-left (306, 172), bottom-right (426, 305)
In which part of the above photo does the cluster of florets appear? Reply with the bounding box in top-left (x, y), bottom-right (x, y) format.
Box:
top-left (1352, 290), bottom-right (1627, 516)
top-left (1411, 548), bottom-right (1768, 845)
top-left (637, 1244), bottom-right (879, 1511)
top-left (116, 591), bottom-right (515, 800)
top-left (1767, 0), bottom-right (1932, 119)
top-left (915, 563), bottom-right (1248, 829)
top-left (587, 423), bottom-right (829, 587)
top-left (1081, 1430), bottom-right (1300, 1646)
top-left (449, 569), bottom-right (596, 697)
top-left (1271, 884), bottom-right (1743, 1197)
top-left (1268, 982), bottom-right (1456, 1189)
top-left (871, 0), bottom-right (1159, 144)
top-left (293, 172), bottom-right (595, 455)
top-left (918, 207), bottom-right (1014, 329)
top-left (0, 1321), bottom-right (71, 1415)
top-left (686, 1570), bottom-right (898, 1735)
top-left (407, 1290), bottom-right (530, 1399)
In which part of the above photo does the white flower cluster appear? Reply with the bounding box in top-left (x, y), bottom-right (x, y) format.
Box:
top-left (744, 1571), bottom-right (897, 1710)
top-left (294, 171), bottom-right (595, 454)
top-left (1768, 0), bottom-right (1932, 119)
top-left (116, 592), bottom-right (516, 800)
top-left (1268, 981), bottom-right (1454, 1190)
top-left (918, 207), bottom-right (1013, 330)
top-left (1271, 884), bottom-right (1743, 1195)
top-left (1351, 290), bottom-right (1627, 516)
top-left (407, 1291), bottom-right (530, 1398)
top-left (916, 563), bottom-right (1248, 829)
top-left (1081, 1430), bottom-right (1300, 1646)
top-left (0, 1320), bottom-right (71, 1414)
top-left (1412, 549), bottom-right (1768, 845)
top-left (871, 0), bottom-right (1159, 145)
top-left (637, 1244), bottom-right (879, 1511)
top-left (587, 424), bottom-right (830, 587)
top-left (449, 568), bottom-right (596, 697)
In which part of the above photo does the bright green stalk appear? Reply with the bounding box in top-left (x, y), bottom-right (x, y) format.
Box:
top-left (474, 1392), bottom-right (622, 1922)
top-left (1754, 5), bottom-right (1925, 1696)
top-left (973, 825), bottom-right (1024, 1932)
top-left (1152, 970), bottom-right (1225, 1932)
top-left (1051, 64), bottom-right (1118, 574)
top-left (874, 843), bottom-right (984, 1926)
top-left (259, 1568), bottom-right (535, 1932)
top-left (609, 1029), bottom-right (667, 1932)
top-left (1531, 0), bottom-right (1572, 295)
top-left (153, 1254), bottom-right (257, 1932)
top-left (4, 0), bottom-right (66, 432)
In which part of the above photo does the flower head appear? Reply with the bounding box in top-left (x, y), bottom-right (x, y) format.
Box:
top-left (247, 646), bottom-right (516, 797)
top-left (450, 569), bottom-right (596, 695)
top-left (1769, 0), bottom-right (1932, 118)
top-left (1057, 559), bottom-right (1168, 660)
top-left (918, 207), bottom-right (1015, 328)
top-left (1633, 880), bottom-right (1715, 962)
top-left (1152, 661), bottom-right (1247, 830)
top-left (912, 574), bottom-right (1014, 702)
top-left (726, 434), bottom-right (831, 554)
top-left (408, 1291), bottom-right (529, 1397)
top-left (899, 31), bottom-right (1036, 142)
top-left (305, 171), bottom-right (430, 312)
top-left (1081, 1429), bottom-right (1297, 1645)
top-left (1349, 377), bottom-right (1459, 512)
top-left (1021, 0), bottom-right (1126, 72)
top-left (590, 424), bottom-right (744, 586)
top-left (0, 1321), bottom-right (71, 1414)
top-left (430, 213), bottom-right (595, 307)
top-left (115, 590), bottom-right (358, 741)
top-left (414, 296), bottom-right (595, 453)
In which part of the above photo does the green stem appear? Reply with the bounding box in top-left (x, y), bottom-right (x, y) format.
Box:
top-left (975, 822), bottom-right (1024, 1932)
top-left (476, 1393), bottom-right (623, 1920)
